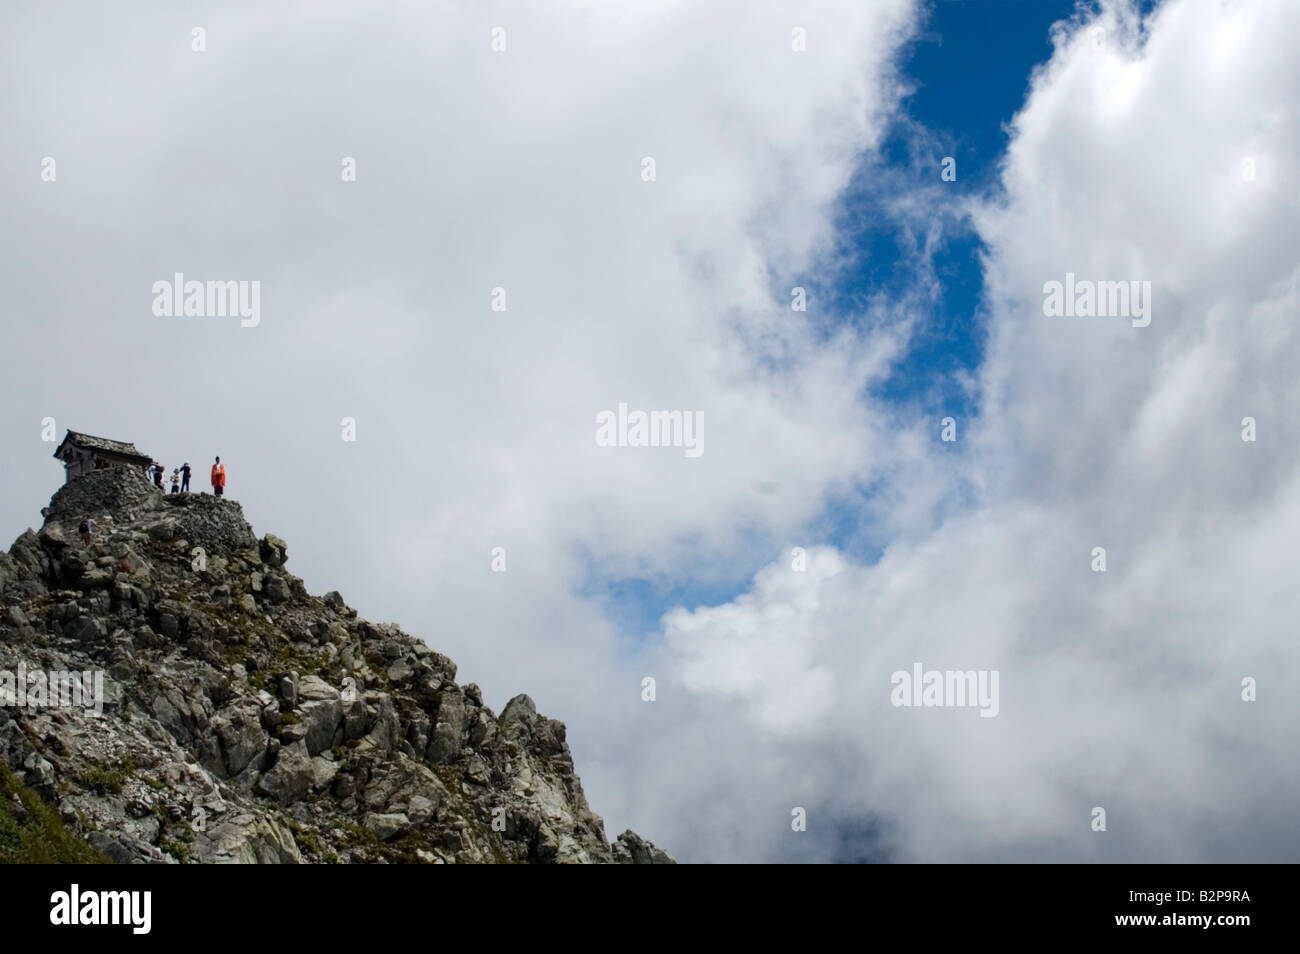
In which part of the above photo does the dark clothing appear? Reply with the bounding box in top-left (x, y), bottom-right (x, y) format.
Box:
top-left (181, 465), bottom-right (191, 492)
top-left (170, 485), bottom-right (179, 494)
top-left (214, 485), bottom-right (223, 497)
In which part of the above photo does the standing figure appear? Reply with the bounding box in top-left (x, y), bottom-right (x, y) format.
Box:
top-left (170, 469), bottom-right (181, 494)
top-left (211, 456), bottom-right (226, 497)
top-left (181, 462), bottom-right (191, 493)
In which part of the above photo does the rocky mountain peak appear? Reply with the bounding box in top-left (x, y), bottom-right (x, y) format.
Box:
top-left (0, 468), bottom-right (672, 864)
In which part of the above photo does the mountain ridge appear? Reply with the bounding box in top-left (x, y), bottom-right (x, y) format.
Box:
top-left (0, 466), bottom-right (672, 864)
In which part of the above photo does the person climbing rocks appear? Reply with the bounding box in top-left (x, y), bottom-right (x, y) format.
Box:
top-left (211, 456), bottom-right (226, 497)
top-left (78, 517), bottom-right (97, 547)
top-left (181, 462), bottom-right (191, 493)
top-left (151, 461), bottom-right (165, 487)
top-left (170, 468), bottom-right (181, 494)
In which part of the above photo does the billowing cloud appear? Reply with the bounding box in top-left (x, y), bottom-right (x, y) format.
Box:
top-left (630, 0), bottom-right (1300, 861)
top-left (0, 0), bottom-right (920, 856)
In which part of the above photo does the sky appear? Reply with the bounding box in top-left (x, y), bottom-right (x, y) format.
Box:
top-left (1, 0), bottom-right (1297, 863)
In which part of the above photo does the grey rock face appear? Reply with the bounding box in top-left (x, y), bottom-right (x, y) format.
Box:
top-left (0, 468), bottom-right (673, 865)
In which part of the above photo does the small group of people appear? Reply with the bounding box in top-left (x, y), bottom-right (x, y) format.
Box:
top-left (148, 456), bottom-right (227, 497)
top-left (79, 457), bottom-right (228, 551)
top-left (151, 460), bottom-right (190, 493)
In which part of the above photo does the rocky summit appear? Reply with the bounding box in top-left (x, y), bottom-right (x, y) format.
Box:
top-left (0, 468), bottom-right (673, 864)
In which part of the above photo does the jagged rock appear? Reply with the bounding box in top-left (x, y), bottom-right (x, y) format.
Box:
top-left (363, 811), bottom-right (410, 841)
top-left (9, 792), bottom-right (28, 823)
top-left (362, 693), bottom-right (401, 751)
top-left (427, 689), bottom-right (468, 763)
top-left (38, 524), bottom-right (68, 552)
top-left (193, 813), bottom-right (302, 864)
top-left (208, 701), bottom-right (267, 777)
top-left (613, 830), bottom-right (676, 864)
top-left (260, 534), bottom-right (288, 568)
top-left (297, 674), bottom-right (339, 702)
top-left (263, 575), bottom-right (291, 604)
top-left (407, 793), bottom-right (437, 824)
top-left (278, 673), bottom-right (298, 709)
top-left (9, 531), bottom-right (47, 574)
top-left (156, 610), bottom-right (180, 639)
top-left (89, 829), bottom-right (173, 865)
top-left (255, 741), bottom-right (315, 804)
top-left (342, 690), bottom-right (368, 741)
top-left (65, 615), bottom-right (106, 643)
top-left (0, 464), bottom-right (672, 865)
top-left (300, 699), bottom-right (344, 756)
top-left (500, 693), bottom-right (538, 741)
top-left (386, 658), bottom-right (413, 683)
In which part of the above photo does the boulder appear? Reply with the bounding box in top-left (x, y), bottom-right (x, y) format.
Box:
top-left (426, 689), bottom-right (468, 763)
top-left (65, 615), bottom-right (106, 643)
top-left (210, 701), bottom-right (267, 777)
top-left (363, 812), bottom-right (410, 842)
top-left (297, 674), bottom-right (340, 702)
top-left (259, 534), bottom-right (288, 568)
top-left (255, 741), bottom-right (314, 805)
top-left (300, 698), bottom-right (344, 756)
top-left (263, 575), bottom-right (291, 604)
top-left (613, 830), bottom-right (677, 865)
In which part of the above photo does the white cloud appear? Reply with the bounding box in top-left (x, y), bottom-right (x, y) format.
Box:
top-left (0, 0), bottom-right (919, 856)
top-left (636, 0), bottom-right (1300, 861)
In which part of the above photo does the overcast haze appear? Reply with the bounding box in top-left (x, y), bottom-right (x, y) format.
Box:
top-left (2, 0), bottom-right (1297, 862)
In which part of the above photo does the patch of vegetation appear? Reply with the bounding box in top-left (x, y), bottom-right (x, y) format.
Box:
top-left (76, 757), bottom-right (137, 796)
top-left (0, 762), bottom-right (111, 864)
top-left (289, 820), bottom-right (323, 856)
top-left (340, 818), bottom-right (380, 848)
top-left (159, 835), bottom-right (191, 863)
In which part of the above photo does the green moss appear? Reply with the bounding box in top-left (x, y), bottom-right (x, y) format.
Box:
top-left (0, 762), bottom-right (111, 864)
